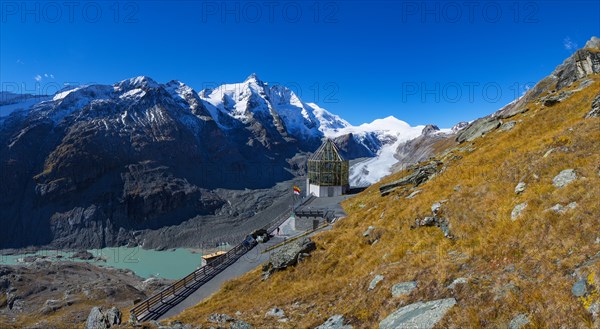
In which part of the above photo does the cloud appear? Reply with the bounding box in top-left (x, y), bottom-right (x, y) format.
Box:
top-left (34, 74), bottom-right (42, 82)
top-left (16, 59), bottom-right (24, 65)
top-left (563, 37), bottom-right (578, 51)
top-left (44, 73), bottom-right (55, 79)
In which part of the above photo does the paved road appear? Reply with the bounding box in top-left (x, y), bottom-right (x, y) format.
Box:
top-left (159, 220), bottom-right (330, 320)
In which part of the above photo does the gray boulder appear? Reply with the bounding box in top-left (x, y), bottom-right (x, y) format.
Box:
top-left (315, 315), bottom-right (353, 329)
top-left (548, 202), bottom-right (577, 214)
top-left (391, 281), bottom-right (417, 297)
top-left (586, 93), bottom-right (600, 118)
top-left (500, 121), bottom-right (517, 131)
top-left (514, 182), bottom-right (526, 194)
top-left (541, 90), bottom-right (574, 106)
top-left (405, 190), bottom-right (422, 199)
top-left (379, 298), bottom-right (457, 329)
top-left (431, 202), bottom-right (442, 215)
top-left (104, 307), bottom-right (121, 326)
top-left (380, 161), bottom-right (442, 196)
top-left (369, 274), bottom-right (384, 291)
top-left (572, 279), bottom-right (588, 297)
top-left (265, 307), bottom-right (285, 318)
top-left (509, 313), bottom-right (530, 329)
top-left (552, 169), bottom-right (577, 188)
top-left (414, 216), bottom-right (453, 238)
top-left (456, 116), bottom-right (501, 143)
top-left (447, 277), bottom-right (468, 290)
top-left (511, 202), bottom-right (528, 220)
top-left (84, 307), bottom-right (109, 329)
top-left (262, 237), bottom-right (316, 277)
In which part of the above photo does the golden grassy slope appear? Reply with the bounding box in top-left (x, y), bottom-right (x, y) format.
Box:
top-left (175, 77), bottom-right (600, 328)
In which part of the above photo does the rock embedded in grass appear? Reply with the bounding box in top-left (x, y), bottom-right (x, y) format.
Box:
top-left (552, 169), bottom-right (577, 188)
top-left (511, 202), bottom-right (528, 220)
top-left (508, 313), bottom-right (530, 329)
top-left (368, 274), bottom-right (384, 291)
top-left (315, 315), bottom-right (353, 329)
top-left (378, 298), bottom-right (457, 329)
top-left (514, 182), bottom-right (526, 194)
top-left (585, 93), bottom-right (600, 118)
top-left (500, 121), bottom-right (517, 131)
top-left (391, 281), bottom-right (417, 297)
top-left (265, 307), bottom-right (285, 318)
top-left (572, 279), bottom-right (588, 297)
top-left (447, 277), bottom-right (468, 290)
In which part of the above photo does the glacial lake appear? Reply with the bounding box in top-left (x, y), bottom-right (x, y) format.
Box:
top-left (0, 246), bottom-right (230, 280)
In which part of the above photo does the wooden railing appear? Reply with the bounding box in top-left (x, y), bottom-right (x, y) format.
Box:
top-left (130, 194), bottom-right (314, 322)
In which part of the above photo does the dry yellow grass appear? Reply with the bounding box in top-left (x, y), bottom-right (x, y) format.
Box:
top-left (173, 76), bottom-right (600, 328)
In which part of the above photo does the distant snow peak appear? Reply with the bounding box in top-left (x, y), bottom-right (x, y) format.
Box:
top-left (52, 86), bottom-right (84, 101)
top-left (115, 76), bottom-right (160, 91)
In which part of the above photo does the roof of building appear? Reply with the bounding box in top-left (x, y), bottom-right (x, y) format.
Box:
top-left (308, 138), bottom-right (346, 162)
top-left (201, 250), bottom-right (226, 260)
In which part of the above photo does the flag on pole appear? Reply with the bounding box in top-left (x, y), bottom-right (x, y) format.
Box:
top-left (293, 185), bottom-right (301, 195)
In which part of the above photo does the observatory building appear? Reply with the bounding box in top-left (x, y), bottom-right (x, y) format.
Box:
top-left (306, 139), bottom-right (349, 197)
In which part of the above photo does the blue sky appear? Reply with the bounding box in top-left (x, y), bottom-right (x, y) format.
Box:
top-left (1, 0), bottom-right (599, 127)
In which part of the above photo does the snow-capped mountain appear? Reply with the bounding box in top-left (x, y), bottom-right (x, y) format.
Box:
top-left (199, 74), bottom-right (350, 148)
top-left (0, 74), bottom-right (440, 249)
top-left (198, 74), bottom-right (432, 165)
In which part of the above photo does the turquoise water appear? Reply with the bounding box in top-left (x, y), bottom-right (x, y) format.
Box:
top-left (0, 247), bottom-right (230, 280)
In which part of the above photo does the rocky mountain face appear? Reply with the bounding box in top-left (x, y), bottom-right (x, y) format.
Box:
top-left (0, 76), bottom-right (309, 249)
top-left (0, 75), bottom-right (430, 249)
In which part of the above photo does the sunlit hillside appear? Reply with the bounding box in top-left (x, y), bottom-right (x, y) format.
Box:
top-left (174, 76), bottom-right (600, 328)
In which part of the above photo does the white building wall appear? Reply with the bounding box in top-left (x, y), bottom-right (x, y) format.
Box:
top-left (308, 184), bottom-right (343, 197)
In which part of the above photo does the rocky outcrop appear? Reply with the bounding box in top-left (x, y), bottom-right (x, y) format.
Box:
top-left (456, 37), bottom-right (599, 144)
top-left (554, 37), bottom-right (600, 90)
top-left (412, 202), bottom-right (453, 238)
top-left (451, 121), bottom-right (469, 133)
top-left (84, 306), bottom-right (121, 329)
top-left (586, 93), bottom-right (600, 118)
top-left (456, 116), bottom-right (501, 143)
top-left (332, 133), bottom-right (376, 159)
top-left (541, 90), bottom-right (574, 106)
top-left (380, 161), bottom-right (442, 196)
top-left (0, 76), bottom-right (309, 249)
top-left (262, 237), bottom-right (316, 278)
top-left (421, 124), bottom-right (440, 136)
top-left (0, 262), bottom-right (170, 326)
top-left (378, 298), bottom-right (457, 329)
top-left (392, 128), bottom-right (454, 172)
